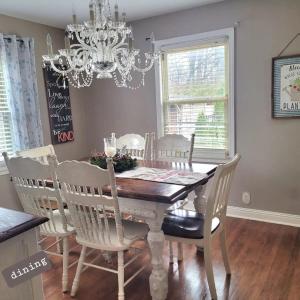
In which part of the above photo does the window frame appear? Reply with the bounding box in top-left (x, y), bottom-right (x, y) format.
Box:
top-left (154, 28), bottom-right (235, 163)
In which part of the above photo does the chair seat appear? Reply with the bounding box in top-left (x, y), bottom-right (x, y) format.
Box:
top-left (53, 208), bottom-right (73, 226)
top-left (162, 209), bottom-right (220, 239)
top-left (76, 219), bottom-right (149, 251)
top-left (41, 209), bottom-right (75, 237)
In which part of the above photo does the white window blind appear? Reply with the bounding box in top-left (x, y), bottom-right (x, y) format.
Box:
top-left (0, 58), bottom-right (14, 158)
top-left (160, 39), bottom-right (231, 160)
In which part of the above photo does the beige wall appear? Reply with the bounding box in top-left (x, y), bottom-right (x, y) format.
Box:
top-left (0, 14), bottom-right (90, 210)
top-left (86, 0), bottom-right (300, 215)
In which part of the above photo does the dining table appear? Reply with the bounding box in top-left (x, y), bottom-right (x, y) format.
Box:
top-left (105, 159), bottom-right (218, 300)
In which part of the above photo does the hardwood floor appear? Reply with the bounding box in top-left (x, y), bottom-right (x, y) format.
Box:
top-left (43, 217), bottom-right (300, 300)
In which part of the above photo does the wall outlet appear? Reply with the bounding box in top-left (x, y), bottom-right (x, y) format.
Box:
top-left (242, 192), bottom-right (251, 205)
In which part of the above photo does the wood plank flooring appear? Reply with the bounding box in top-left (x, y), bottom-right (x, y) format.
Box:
top-left (43, 217), bottom-right (300, 300)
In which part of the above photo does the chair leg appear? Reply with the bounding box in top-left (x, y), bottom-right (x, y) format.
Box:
top-left (177, 243), bottom-right (183, 262)
top-left (102, 251), bottom-right (113, 264)
top-left (169, 241), bottom-right (174, 264)
top-left (118, 251), bottom-right (125, 300)
top-left (220, 229), bottom-right (231, 275)
top-left (62, 237), bottom-right (69, 292)
top-left (71, 245), bottom-right (87, 297)
top-left (204, 240), bottom-right (217, 300)
top-left (56, 237), bottom-right (63, 254)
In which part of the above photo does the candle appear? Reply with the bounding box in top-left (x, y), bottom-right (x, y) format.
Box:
top-left (46, 34), bottom-right (53, 55)
top-left (150, 32), bottom-right (155, 52)
top-left (64, 35), bottom-right (70, 50)
top-left (111, 132), bottom-right (116, 140)
top-left (72, 3), bottom-right (77, 24)
top-left (89, 3), bottom-right (95, 24)
top-left (105, 146), bottom-right (116, 157)
top-left (72, 13), bottom-right (77, 24)
top-left (114, 4), bottom-right (119, 22)
top-left (128, 37), bottom-right (133, 51)
top-left (122, 12), bottom-right (126, 22)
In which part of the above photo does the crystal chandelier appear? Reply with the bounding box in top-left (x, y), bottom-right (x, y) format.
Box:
top-left (42, 0), bottom-right (158, 89)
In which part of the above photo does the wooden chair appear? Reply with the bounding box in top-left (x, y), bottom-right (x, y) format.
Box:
top-left (154, 133), bottom-right (195, 164)
top-left (50, 157), bottom-right (149, 299)
top-left (2, 152), bottom-right (75, 292)
top-left (116, 133), bottom-right (151, 160)
top-left (152, 133), bottom-right (195, 260)
top-left (16, 145), bottom-right (68, 253)
top-left (16, 144), bottom-right (56, 164)
top-left (162, 154), bottom-right (241, 299)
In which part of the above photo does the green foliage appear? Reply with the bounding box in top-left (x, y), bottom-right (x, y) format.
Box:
top-left (195, 101), bottom-right (226, 149)
top-left (90, 153), bottom-right (137, 173)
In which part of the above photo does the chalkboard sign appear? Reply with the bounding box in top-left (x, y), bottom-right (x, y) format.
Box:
top-left (43, 65), bottom-right (74, 144)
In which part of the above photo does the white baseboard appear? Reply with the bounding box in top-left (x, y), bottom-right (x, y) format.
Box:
top-left (227, 206), bottom-right (300, 228)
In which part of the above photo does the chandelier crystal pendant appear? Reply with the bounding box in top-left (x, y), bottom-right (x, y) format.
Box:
top-left (42, 0), bottom-right (159, 89)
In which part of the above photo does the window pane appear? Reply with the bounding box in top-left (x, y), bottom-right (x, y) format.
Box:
top-left (167, 45), bottom-right (226, 101)
top-left (164, 101), bottom-right (227, 150)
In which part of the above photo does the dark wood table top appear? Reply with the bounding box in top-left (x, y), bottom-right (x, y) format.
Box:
top-left (104, 160), bottom-right (218, 204)
top-left (0, 207), bottom-right (48, 243)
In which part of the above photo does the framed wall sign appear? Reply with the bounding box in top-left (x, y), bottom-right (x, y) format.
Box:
top-left (43, 65), bottom-right (74, 144)
top-left (272, 54), bottom-right (300, 118)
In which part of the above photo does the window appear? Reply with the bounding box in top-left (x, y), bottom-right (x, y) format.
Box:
top-left (155, 29), bottom-right (235, 162)
top-left (0, 35), bottom-right (43, 174)
top-left (0, 59), bottom-right (13, 157)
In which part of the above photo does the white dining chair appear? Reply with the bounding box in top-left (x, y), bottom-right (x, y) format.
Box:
top-left (16, 144), bottom-right (68, 253)
top-left (50, 157), bottom-right (149, 299)
top-left (162, 154), bottom-right (241, 299)
top-left (2, 152), bottom-right (75, 292)
top-left (116, 133), bottom-right (151, 160)
top-left (154, 133), bottom-right (195, 164)
top-left (16, 144), bottom-right (56, 164)
top-left (152, 133), bottom-right (195, 260)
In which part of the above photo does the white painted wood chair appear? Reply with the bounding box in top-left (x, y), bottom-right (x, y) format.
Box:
top-left (116, 133), bottom-right (150, 160)
top-left (50, 157), bottom-right (149, 299)
top-left (16, 144), bottom-right (56, 164)
top-left (2, 152), bottom-right (75, 292)
top-left (16, 145), bottom-right (67, 253)
top-left (152, 133), bottom-right (195, 260)
top-left (162, 154), bottom-right (241, 299)
top-left (154, 133), bottom-right (195, 164)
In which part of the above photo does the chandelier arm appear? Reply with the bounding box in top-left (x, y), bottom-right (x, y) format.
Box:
top-left (73, 30), bottom-right (94, 50)
top-left (48, 60), bottom-right (73, 75)
top-left (132, 59), bottom-right (155, 73)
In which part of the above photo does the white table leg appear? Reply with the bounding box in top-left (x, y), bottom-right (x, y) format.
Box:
top-left (194, 184), bottom-right (207, 214)
top-left (194, 184), bottom-right (207, 252)
top-left (119, 198), bottom-right (169, 300)
top-left (145, 205), bottom-right (168, 300)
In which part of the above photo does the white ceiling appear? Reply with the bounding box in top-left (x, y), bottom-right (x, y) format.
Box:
top-left (0, 0), bottom-right (223, 29)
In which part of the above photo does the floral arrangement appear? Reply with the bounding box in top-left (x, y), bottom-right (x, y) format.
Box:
top-left (90, 152), bottom-right (137, 173)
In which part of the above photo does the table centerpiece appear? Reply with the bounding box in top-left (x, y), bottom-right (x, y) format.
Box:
top-left (90, 151), bottom-right (137, 173)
